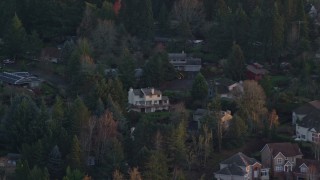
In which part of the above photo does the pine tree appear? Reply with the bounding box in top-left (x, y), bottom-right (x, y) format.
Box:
top-left (47, 145), bottom-right (64, 179)
top-left (3, 14), bottom-right (27, 59)
top-left (69, 97), bottom-right (90, 136)
top-left (69, 135), bottom-right (82, 170)
top-left (29, 166), bottom-right (50, 180)
top-left (191, 73), bottom-right (208, 100)
top-left (271, 2), bottom-right (285, 60)
top-left (144, 150), bottom-right (169, 180)
top-left (226, 43), bottom-right (246, 81)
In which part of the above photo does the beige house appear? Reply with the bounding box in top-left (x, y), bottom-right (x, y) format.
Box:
top-left (260, 143), bottom-right (303, 179)
top-left (128, 87), bottom-right (169, 113)
top-left (214, 152), bottom-right (269, 180)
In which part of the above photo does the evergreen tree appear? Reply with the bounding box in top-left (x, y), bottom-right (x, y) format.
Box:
top-left (118, 53), bottom-right (136, 90)
top-left (225, 43), bottom-right (246, 81)
top-left (29, 166), bottom-right (50, 180)
top-left (69, 97), bottom-right (90, 136)
top-left (158, 2), bottom-right (170, 33)
top-left (144, 150), bottom-right (169, 180)
top-left (100, 0), bottom-right (115, 20)
top-left (138, 0), bottom-right (154, 39)
top-left (191, 73), bottom-right (208, 100)
top-left (271, 2), bottom-right (285, 61)
top-left (69, 135), bottom-right (82, 170)
top-left (47, 145), bottom-right (64, 179)
top-left (62, 166), bottom-right (84, 180)
top-left (2, 14), bottom-right (27, 59)
top-left (5, 95), bottom-right (43, 150)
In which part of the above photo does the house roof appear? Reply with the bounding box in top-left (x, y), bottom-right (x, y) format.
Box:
top-left (215, 163), bottom-right (246, 176)
top-left (0, 72), bottom-right (40, 85)
top-left (168, 52), bottom-right (187, 59)
top-left (298, 110), bottom-right (320, 132)
top-left (246, 64), bottom-right (268, 75)
top-left (294, 100), bottom-right (320, 115)
top-left (209, 78), bottom-right (237, 94)
top-left (132, 88), bottom-right (162, 96)
top-left (220, 152), bottom-right (259, 167)
top-left (293, 159), bottom-right (320, 173)
top-left (193, 108), bottom-right (209, 116)
top-left (264, 143), bottom-right (302, 157)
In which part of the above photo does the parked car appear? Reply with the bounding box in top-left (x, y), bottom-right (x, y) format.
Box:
top-left (3, 59), bottom-right (15, 64)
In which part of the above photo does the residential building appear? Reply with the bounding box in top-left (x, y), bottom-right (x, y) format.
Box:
top-left (193, 108), bottom-right (232, 129)
top-left (246, 63), bottom-right (268, 81)
top-left (293, 158), bottom-right (320, 179)
top-left (0, 153), bottom-right (21, 177)
top-left (0, 72), bottom-right (42, 88)
top-left (207, 78), bottom-right (243, 99)
top-left (214, 152), bottom-right (269, 180)
top-left (168, 52), bottom-right (201, 78)
top-left (260, 142), bottom-right (303, 178)
top-left (292, 100), bottom-right (320, 142)
top-left (128, 87), bottom-right (169, 113)
top-left (40, 47), bottom-right (62, 63)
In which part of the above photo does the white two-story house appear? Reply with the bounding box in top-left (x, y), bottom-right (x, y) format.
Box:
top-left (292, 100), bottom-right (320, 142)
top-left (128, 87), bottom-right (170, 113)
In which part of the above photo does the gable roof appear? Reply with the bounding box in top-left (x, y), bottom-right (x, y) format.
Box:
top-left (265, 143), bottom-right (302, 157)
top-left (298, 110), bottom-right (320, 132)
top-left (220, 152), bottom-right (259, 167)
top-left (215, 163), bottom-right (246, 176)
top-left (132, 88), bottom-right (162, 96)
top-left (246, 64), bottom-right (268, 75)
top-left (294, 159), bottom-right (320, 173)
top-left (294, 100), bottom-right (320, 115)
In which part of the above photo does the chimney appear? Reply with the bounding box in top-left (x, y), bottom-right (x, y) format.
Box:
top-left (129, 87), bottom-right (133, 92)
top-left (151, 88), bottom-right (154, 94)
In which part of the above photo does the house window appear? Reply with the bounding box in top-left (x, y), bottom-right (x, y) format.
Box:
top-left (261, 171), bottom-right (268, 176)
top-left (157, 95), bottom-right (160, 97)
top-left (275, 166), bottom-right (283, 172)
top-left (146, 101), bottom-right (152, 105)
top-left (277, 158), bottom-right (283, 164)
top-left (301, 167), bottom-right (307, 173)
top-left (301, 135), bottom-right (306, 139)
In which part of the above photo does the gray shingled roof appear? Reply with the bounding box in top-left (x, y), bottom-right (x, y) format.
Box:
top-left (298, 111), bottom-right (320, 132)
top-left (220, 152), bottom-right (259, 167)
top-left (215, 163), bottom-right (246, 176)
top-left (294, 100), bottom-right (320, 115)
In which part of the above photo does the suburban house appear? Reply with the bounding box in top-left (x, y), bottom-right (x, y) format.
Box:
top-left (246, 63), bottom-right (268, 81)
top-left (214, 152), bottom-right (269, 180)
top-left (168, 52), bottom-right (201, 79)
top-left (293, 158), bottom-right (320, 179)
top-left (0, 72), bottom-right (42, 88)
top-left (128, 87), bottom-right (170, 113)
top-left (193, 108), bottom-right (232, 129)
top-left (292, 100), bottom-right (320, 142)
top-left (0, 153), bottom-right (21, 177)
top-left (207, 78), bottom-right (243, 99)
top-left (260, 142), bottom-right (303, 179)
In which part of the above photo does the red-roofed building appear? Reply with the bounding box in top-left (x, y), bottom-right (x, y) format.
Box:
top-left (246, 63), bottom-right (268, 81)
